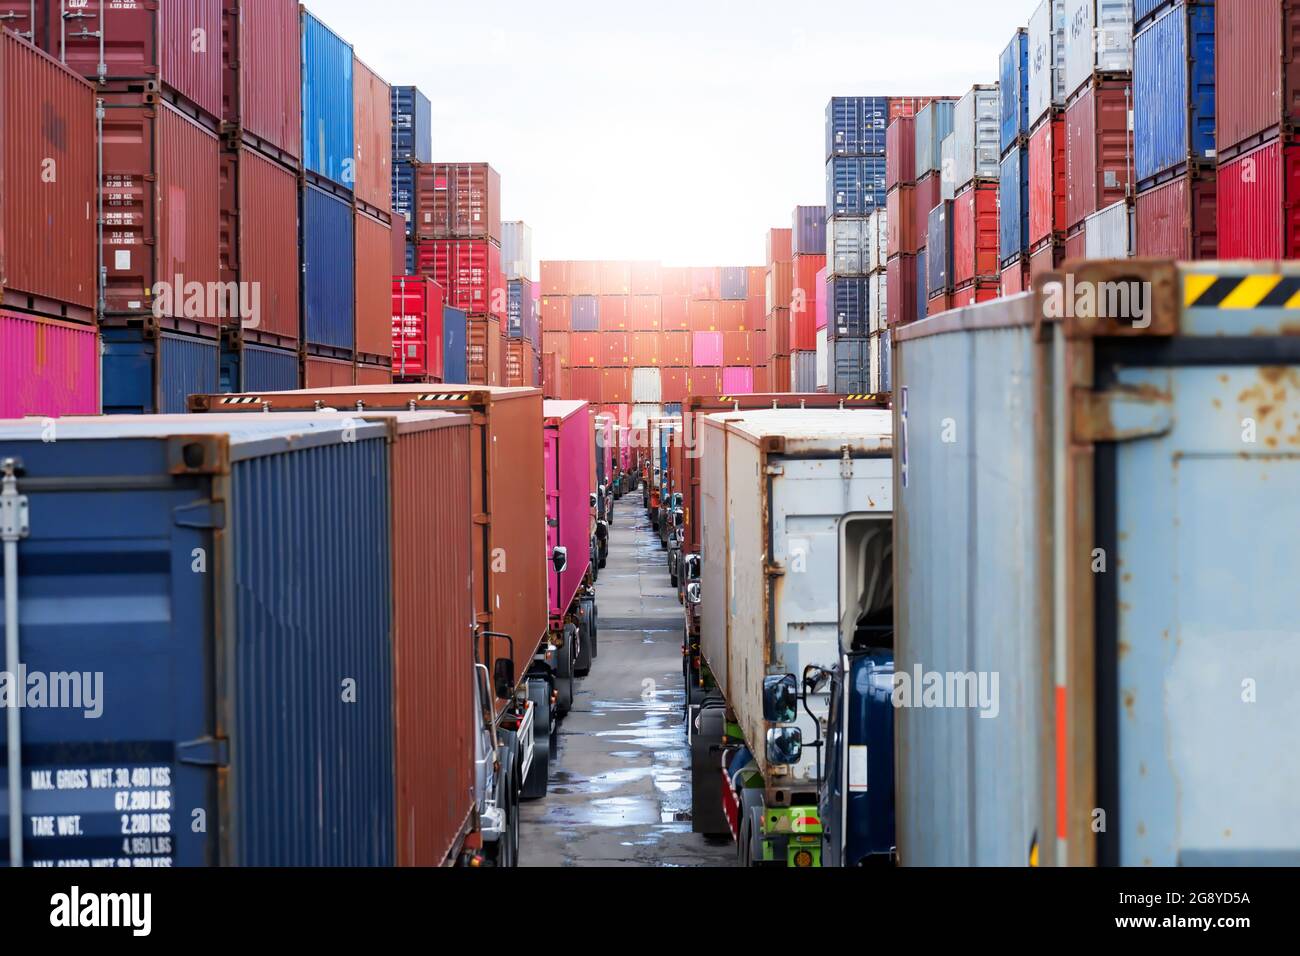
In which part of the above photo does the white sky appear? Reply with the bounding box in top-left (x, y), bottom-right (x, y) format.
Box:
top-left (308, 0), bottom-right (1036, 272)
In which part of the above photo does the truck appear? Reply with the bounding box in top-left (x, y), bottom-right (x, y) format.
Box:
top-left (656, 419), bottom-right (682, 552)
top-left (688, 408), bottom-right (896, 867)
top-left (892, 259), bottom-right (1300, 866)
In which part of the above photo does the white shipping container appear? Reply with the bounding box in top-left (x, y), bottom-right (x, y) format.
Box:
top-left (792, 350), bottom-right (818, 393)
top-left (1083, 199), bottom-right (1132, 259)
top-left (869, 272), bottom-right (888, 334)
top-left (1063, 0), bottom-right (1133, 101)
top-left (501, 221), bottom-right (534, 280)
top-left (875, 210), bottom-right (890, 271)
top-left (630, 403), bottom-right (661, 429)
top-left (816, 327), bottom-right (829, 389)
top-left (940, 134), bottom-right (958, 201)
top-left (632, 366), bottom-right (663, 404)
top-left (828, 217), bottom-right (868, 276)
top-left (952, 85), bottom-right (1001, 190)
top-left (1028, 0), bottom-right (1067, 126)
top-left (698, 409), bottom-right (893, 790)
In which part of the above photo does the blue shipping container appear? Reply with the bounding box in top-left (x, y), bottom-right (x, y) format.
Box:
top-left (915, 250), bottom-right (928, 323)
top-left (302, 183), bottom-right (356, 351)
top-left (443, 306), bottom-right (467, 383)
top-left (1134, 1), bottom-right (1216, 187)
top-left (826, 96), bottom-right (890, 160)
top-left (829, 277), bottom-right (870, 339)
top-left (101, 328), bottom-right (220, 415)
top-left (915, 100), bottom-right (956, 179)
top-left (827, 157), bottom-right (887, 217)
top-left (720, 267), bottom-right (748, 300)
top-left (999, 29), bottom-right (1030, 155)
top-left (221, 342), bottom-right (300, 393)
top-left (405, 242), bottom-right (416, 276)
top-left (302, 10), bottom-right (354, 187)
top-left (1134, 0), bottom-right (1172, 29)
top-left (572, 295), bottom-right (599, 332)
top-left (392, 161), bottom-right (417, 238)
top-left (926, 201), bottom-right (953, 295)
top-left (390, 85), bottom-right (432, 163)
top-left (0, 417), bottom-right (395, 865)
top-left (792, 205), bottom-right (827, 256)
top-left (999, 147), bottom-right (1030, 266)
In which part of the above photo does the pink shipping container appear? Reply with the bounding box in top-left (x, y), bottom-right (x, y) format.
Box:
top-left (722, 366), bottom-right (754, 394)
top-left (353, 56), bottom-right (392, 217)
top-left (0, 311), bottom-right (99, 417)
top-left (1065, 80), bottom-right (1133, 231)
top-left (1135, 169), bottom-right (1218, 260)
top-left (415, 163), bottom-right (502, 243)
top-left (1216, 1), bottom-right (1300, 160)
top-left (952, 181), bottom-right (1000, 285)
top-left (544, 401), bottom-right (594, 626)
top-left (0, 32), bottom-right (97, 320)
top-left (391, 276), bottom-right (444, 381)
top-left (223, 0), bottom-right (302, 161)
top-left (1217, 138), bottom-right (1300, 259)
top-left (887, 116), bottom-right (917, 189)
top-left (692, 331), bottom-right (723, 367)
top-left (815, 266), bottom-right (828, 330)
top-left (1029, 113), bottom-right (1067, 246)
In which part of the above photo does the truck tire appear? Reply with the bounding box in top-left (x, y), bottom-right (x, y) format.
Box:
top-left (555, 625), bottom-right (576, 717)
top-left (521, 681), bottom-right (551, 800)
top-left (574, 599), bottom-right (594, 678)
top-left (691, 705), bottom-right (731, 836)
top-left (738, 788), bottom-right (766, 866)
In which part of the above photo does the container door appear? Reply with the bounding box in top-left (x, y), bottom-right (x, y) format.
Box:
top-left (0, 450), bottom-right (218, 865)
top-left (1097, 359), bottom-right (1300, 865)
top-left (544, 426), bottom-right (561, 618)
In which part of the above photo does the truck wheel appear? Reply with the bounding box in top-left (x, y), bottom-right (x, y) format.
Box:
top-left (589, 602), bottom-right (598, 659)
top-left (555, 626), bottom-right (576, 717)
top-left (738, 789), bottom-right (766, 866)
top-left (691, 705), bottom-right (732, 836)
top-left (521, 682), bottom-right (551, 800)
top-left (575, 600), bottom-right (594, 678)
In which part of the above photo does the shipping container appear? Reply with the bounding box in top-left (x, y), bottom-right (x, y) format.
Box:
top-left (507, 278), bottom-right (539, 344)
top-left (832, 339), bottom-right (871, 392)
top-left (827, 156), bottom-right (887, 216)
top-left (391, 214), bottom-right (407, 273)
top-left (1029, 0), bottom-right (1069, 125)
top-left (1217, 138), bottom-right (1300, 259)
top-left (1215, 0), bottom-right (1300, 160)
top-left (101, 327), bottom-right (220, 414)
top-left (767, 355), bottom-right (789, 391)
top-left (569, 261), bottom-right (600, 295)
top-left (915, 100), bottom-right (957, 179)
top-left (393, 161), bottom-right (417, 237)
top-left (602, 331), bottom-right (630, 367)
top-left (1000, 147), bottom-right (1030, 265)
top-left (1029, 112), bottom-right (1068, 244)
top-left (356, 362), bottom-right (391, 387)
top-left (952, 85), bottom-right (1001, 189)
top-left (1000, 28), bottom-right (1030, 153)
top-left (442, 306), bottom-right (467, 382)
top-left (1135, 2), bottom-right (1216, 187)
top-left (871, 209), bottom-right (890, 270)
top-left (926, 291), bottom-right (952, 316)
top-left (816, 265), bottom-right (829, 330)
top-left (693, 331), bottom-right (723, 366)
top-left (766, 309), bottom-right (790, 357)
top-left (688, 299), bottom-right (717, 333)
top-left (790, 351), bottom-right (815, 392)
top-left (390, 85), bottom-right (432, 163)
top-left (223, 0), bottom-right (302, 162)
top-left (914, 251), bottom-right (928, 322)
top-left (630, 261), bottom-right (662, 295)
top-left (0, 414), bottom-right (400, 865)
top-left (792, 206), bottom-right (828, 256)
top-left (721, 365), bottom-right (753, 395)
top-left (826, 95), bottom-right (889, 159)
top-left (829, 217), bottom-right (869, 276)
top-left (571, 367), bottom-right (601, 404)
top-left (1065, 78), bottom-right (1134, 229)
top-left (352, 56), bottom-right (392, 216)
top-left (660, 367), bottom-right (688, 404)
top-left (1083, 199), bottom-right (1133, 257)
top-left (1134, 166), bottom-right (1217, 258)
top-left (662, 294), bottom-right (690, 331)
top-left (415, 240), bottom-right (504, 319)
top-left (1028, 237), bottom-right (1065, 279)
top-left (1063, 0), bottom-right (1135, 99)
top-left (1065, 223), bottom-right (1087, 261)
top-left (506, 339), bottom-right (538, 387)
top-left (766, 263), bottom-right (794, 313)
top-left (869, 272), bottom-right (889, 333)
top-left (888, 187), bottom-right (917, 256)
top-left (304, 354), bottom-right (355, 387)
top-left (301, 10), bottom-right (354, 187)
top-left (601, 367), bottom-right (632, 404)
top-left (0, 311), bottom-right (98, 417)
top-left (940, 133), bottom-right (958, 200)
top-left (501, 222), bottom-right (533, 281)
top-left (392, 276), bottom-right (444, 381)
top-left (887, 116), bottom-right (917, 189)
top-left (466, 316), bottom-right (502, 386)
top-left (914, 172), bottom-right (941, 251)
top-left (714, 266), bottom-right (743, 301)
top-left (541, 295), bottom-right (572, 332)
top-left (415, 163), bottom-right (501, 243)
top-left (572, 294), bottom-right (599, 331)
top-left (597, 260), bottom-right (630, 295)
top-left (632, 366), bottom-right (663, 403)
top-left (886, 254), bottom-right (918, 327)
top-left (541, 260), bottom-right (570, 296)
top-left (689, 366), bottom-right (723, 398)
top-left (1001, 259), bottom-right (1028, 295)
top-left (543, 399), bottom-right (594, 647)
top-left (220, 339), bottom-right (299, 393)
top-left (663, 330), bottom-right (691, 367)
top-left (766, 228), bottom-right (793, 264)
top-left (927, 201), bottom-right (954, 294)
top-left (723, 330), bottom-right (754, 366)
top-left (950, 278), bottom-right (1001, 307)
top-left (356, 211), bottom-right (393, 360)
top-left (303, 183), bottom-right (355, 351)
top-left (829, 276), bottom-right (870, 339)
top-left (816, 327), bottom-right (829, 389)
top-left (0, 31), bottom-right (96, 320)
top-left (631, 296), bottom-right (661, 332)
top-left (598, 295), bottom-right (630, 331)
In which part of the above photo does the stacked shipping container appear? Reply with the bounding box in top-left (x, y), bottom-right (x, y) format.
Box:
top-left (1000, 28), bottom-right (1031, 294)
top-left (791, 206), bottom-right (826, 391)
top-left (1028, 0), bottom-right (1070, 279)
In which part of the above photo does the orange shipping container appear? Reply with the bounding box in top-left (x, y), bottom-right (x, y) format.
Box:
top-left (715, 300), bottom-right (746, 332)
top-left (467, 316), bottom-right (502, 385)
top-left (304, 355), bottom-right (354, 387)
top-left (356, 362), bottom-right (392, 385)
top-left (752, 366), bottom-right (770, 393)
top-left (688, 299), bottom-right (717, 332)
top-left (602, 331), bottom-right (630, 367)
top-left (355, 210), bottom-right (394, 360)
top-left (662, 267), bottom-right (691, 296)
top-left (690, 267), bottom-right (720, 298)
top-left (662, 295), bottom-right (690, 330)
top-left (541, 260), bottom-right (570, 295)
top-left (661, 367), bottom-right (689, 403)
top-left (572, 367), bottom-right (602, 404)
top-left (542, 330), bottom-right (571, 366)
top-left (631, 332), bottom-right (660, 366)
top-left (571, 331), bottom-right (601, 366)
top-left (601, 368), bottom-right (632, 404)
top-left (352, 56), bottom-right (391, 216)
top-left (769, 354), bottom-right (791, 391)
top-left (541, 295), bottom-right (572, 332)
top-left (631, 296), bottom-right (661, 331)
top-left (689, 367), bottom-right (722, 398)
top-left (598, 295), bottom-right (630, 331)
top-left (753, 331), bottom-right (768, 365)
top-left (723, 331), bottom-right (753, 366)
top-left (599, 261), bottom-right (632, 294)
top-left (766, 228), bottom-right (793, 264)
top-left (630, 261), bottom-right (662, 295)
top-left (570, 261), bottom-right (600, 295)
top-left (766, 263), bottom-right (794, 311)
top-left (662, 330), bottom-right (691, 367)
top-left (767, 308), bottom-right (791, 355)
top-left (747, 266), bottom-right (766, 298)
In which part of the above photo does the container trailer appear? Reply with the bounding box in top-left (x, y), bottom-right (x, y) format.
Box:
top-left (689, 409), bottom-right (895, 867)
top-left (892, 258), bottom-right (1300, 866)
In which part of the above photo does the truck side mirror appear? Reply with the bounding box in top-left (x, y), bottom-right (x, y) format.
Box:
top-left (685, 582), bottom-right (701, 606)
top-left (590, 492), bottom-right (598, 508)
top-left (493, 657), bottom-right (516, 699)
top-left (762, 674), bottom-right (799, 723)
top-left (551, 546), bottom-right (568, 574)
top-left (765, 726), bottom-right (803, 766)
top-left (685, 554), bottom-right (701, 581)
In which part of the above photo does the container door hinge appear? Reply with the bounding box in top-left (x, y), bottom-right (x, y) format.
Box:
top-left (765, 562), bottom-right (786, 578)
top-left (840, 445), bottom-right (854, 479)
top-left (764, 465), bottom-right (784, 477)
top-left (177, 736), bottom-right (229, 767)
top-left (1073, 385), bottom-right (1173, 444)
top-left (174, 500), bottom-right (226, 530)
top-left (474, 513), bottom-right (490, 526)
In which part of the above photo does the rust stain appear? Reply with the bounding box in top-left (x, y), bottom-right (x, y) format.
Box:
top-left (1224, 828), bottom-right (1232, 839)
top-left (1218, 374), bottom-right (1229, 384)
top-left (1211, 398), bottom-right (1222, 410)
top-left (1118, 640), bottom-right (1131, 660)
top-left (1123, 689), bottom-right (1136, 720)
top-left (1139, 761), bottom-right (1147, 777)
top-left (1266, 436), bottom-right (1279, 449)
top-left (1122, 573), bottom-right (1132, 583)
top-left (1137, 822), bottom-right (1146, 836)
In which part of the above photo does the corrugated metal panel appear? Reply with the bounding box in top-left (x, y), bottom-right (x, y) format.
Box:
top-left (953, 85), bottom-right (1001, 188)
top-left (353, 56), bottom-right (391, 214)
top-left (940, 134), bottom-right (957, 200)
top-left (100, 327), bottom-right (219, 414)
top-left (1135, 2), bottom-right (1216, 186)
top-left (1214, 0), bottom-right (1300, 156)
top-left (1084, 198), bottom-right (1133, 256)
top-left (301, 10), bottom-right (354, 186)
top-left (790, 352), bottom-right (815, 392)
top-left (887, 116), bottom-right (916, 189)
top-left (602, 330), bottom-right (630, 366)
top-left (816, 328), bottom-right (828, 388)
top-left (1216, 139), bottom-right (1297, 259)
top-left (390, 85), bottom-right (432, 163)
top-left (225, 146), bottom-right (301, 343)
top-left (1000, 28), bottom-right (1030, 153)
top-left (415, 163), bottom-right (501, 243)
top-left (829, 276), bottom-right (870, 339)
top-left (692, 331), bottom-right (723, 366)
top-left (1000, 146), bottom-right (1030, 264)
top-left (915, 100), bottom-right (956, 179)
top-left (927, 201), bottom-right (954, 294)
top-left (1065, 78), bottom-right (1133, 229)
top-left (356, 211), bottom-right (392, 358)
top-left (826, 95), bottom-right (889, 159)
top-left (793, 206), bottom-right (827, 256)
top-left (914, 251), bottom-right (927, 322)
top-left (602, 367), bottom-right (631, 403)
top-left (443, 307), bottom-right (467, 382)
top-left (720, 266), bottom-right (748, 300)
top-left (599, 295), bottom-right (630, 331)
top-left (501, 222), bottom-right (533, 280)
top-left (0, 32), bottom-right (97, 315)
top-left (952, 183), bottom-right (999, 285)
top-left (236, 342), bottom-right (299, 392)
top-left (0, 310), bottom-right (99, 416)
top-left (873, 208), bottom-right (891, 269)
top-left (303, 184), bottom-right (356, 350)
top-left (869, 272), bottom-right (888, 333)
top-left (832, 339), bottom-right (870, 392)
top-left (1029, 0), bottom-right (1068, 125)
top-left (544, 401), bottom-right (593, 621)
top-left (914, 172), bottom-right (941, 251)
top-left (830, 217), bottom-right (869, 276)
top-left (392, 161), bottom-right (417, 237)
top-left (599, 261), bottom-right (632, 295)
top-left (304, 355), bottom-right (354, 387)
top-left (633, 366), bottom-right (663, 403)
top-left (231, 0), bottom-right (302, 160)
top-left (886, 253), bottom-right (917, 328)
top-left (1134, 167), bottom-right (1217, 258)
top-left (1063, 0), bottom-right (1135, 98)
top-left (572, 294), bottom-right (599, 331)
top-left (1029, 114), bottom-right (1067, 245)
top-left (826, 156), bottom-right (887, 216)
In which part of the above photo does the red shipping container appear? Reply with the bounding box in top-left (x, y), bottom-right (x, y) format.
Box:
top-left (952, 181), bottom-right (1000, 284)
top-left (886, 254), bottom-right (918, 328)
top-left (352, 56), bottom-right (392, 217)
top-left (914, 172), bottom-right (941, 251)
top-left (415, 163), bottom-right (501, 243)
top-left (662, 295), bottom-right (690, 330)
top-left (887, 116), bottom-right (917, 189)
top-left (0, 311), bottom-right (99, 416)
top-left (1029, 112), bottom-right (1067, 245)
top-left (766, 228), bottom-right (793, 264)
top-left (541, 352), bottom-right (563, 396)
top-left (769, 355), bottom-right (790, 392)
top-left (391, 214), bottom-right (407, 273)
top-left (631, 332), bottom-right (660, 366)
top-left (768, 308), bottom-right (791, 355)
top-left (631, 296), bottom-right (661, 331)
top-left (569, 261), bottom-right (600, 295)
top-left (417, 240), bottom-right (502, 317)
top-left (304, 355), bottom-right (354, 387)
top-left (572, 367), bottom-right (602, 404)
top-left (392, 276), bottom-right (443, 381)
top-left (466, 316), bottom-right (502, 386)
top-left (951, 279), bottom-right (1000, 308)
top-left (752, 330), bottom-right (768, 363)
top-left (1135, 168), bottom-right (1218, 259)
top-left (745, 291), bottom-right (766, 331)
top-left (662, 266), bottom-right (691, 296)
top-left (541, 260), bottom-right (570, 295)
top-left (723, 331), bottom-right (754, 366)
top-left (888, 185), bottom-right (918, 255)
top-left (1064, 224), bottom-right (1087, 263)
top-left (691, 267), bottom-right (721, 298)
top-left (927, 292), bottom-right (951, 316)
top-left (541, 295), bottom-right (572, 332)
top-left (602, 331), bottom-right (630, 367)
top-left (747, 266), bottom-right (766, 297)
top-left (661, 367), bottom-right (689, 403)
top-left (356, 362), bottom-right (392, 386)
top-left (716, 299), bottom-right (746, 331)
top-left (571, 331), bottom-right (601, 366)
top-left (791, 300), bottom-right (817, 351)
top-left (100, 91), bottom-right (222, 333)
top-left (689, 367), bottom-right (723, 398)
top-left (630, 261), bottom-right (662, 295)
top-left (601, 368), bottom-right (632, 404)
top-left (662, 330), bottom-right (691, 367)
top-left (0, 33), bottom-right (98, 319)
top-left (752, 366), bottom-right (770, 393)
top-left (767, 263), bottom-right (794, 310)
top-left (1216, 1), bottom-right (1300, 160)
top-left (689, 299), bottom-right (718, 332)
top-left (600, 261), bottom-right (632, 295)
top-left (1065, 80), bottom-right (1133, 230)
top-left (224, 0), bottom-right (302, 161)
top-left (792, 255), bottom-right (825, 316)
top-left (355, 211), bottom-right (393, 360)
top-left (1217, 138), bottom-right (1300, 258)
top-left (599, 295), bottom-right (630, 331)
top-left (1029, 239), bottom-right (1064, 281)
top-left (1000, 261), bottom-right (1028, 296)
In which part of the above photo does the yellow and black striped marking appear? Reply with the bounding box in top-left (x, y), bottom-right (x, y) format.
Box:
top-left (417, 393), bottom-right (470, 402)
top-left (1184, 274), bottom-right (1300, 309)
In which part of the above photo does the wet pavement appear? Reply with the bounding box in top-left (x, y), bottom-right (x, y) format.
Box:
top-left (517, 490), bottom-right (733, 867)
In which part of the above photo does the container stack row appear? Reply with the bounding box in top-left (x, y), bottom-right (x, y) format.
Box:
top-left (790, 207), bottom-right (827, 391)
top-left (390, 84), bottom-right (432, 270)
top-left (765, 228), bottom-right (794, 390)
top-left (999, 28), bottom-right (1032, 294)
top-left (504, 221), bottom-right (541, 387)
